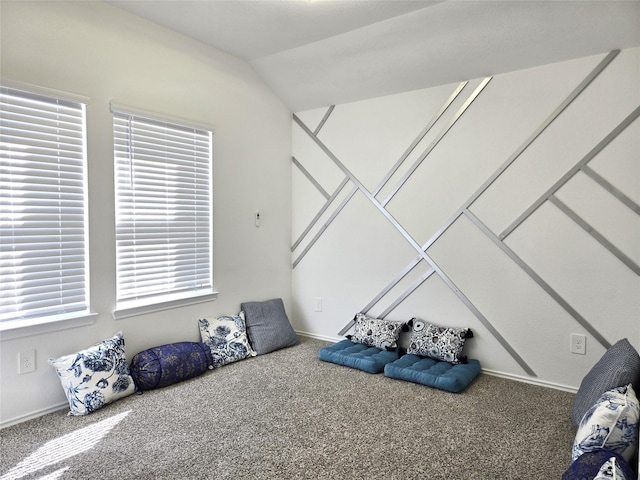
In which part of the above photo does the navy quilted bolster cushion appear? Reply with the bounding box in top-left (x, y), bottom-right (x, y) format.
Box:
top-left (384, 354), bottom-right (481, 393)
top-left (130, 341), bottom-right (214, 391)
top-left (318, 339), bottom-right (400, 374)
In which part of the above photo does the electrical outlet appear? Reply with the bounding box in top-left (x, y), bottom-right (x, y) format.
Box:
top-left (571, 334), bottom-right (586, 355)
top-left (314, 297), bottom-right (322, 312)
top-left (19, 350), bottom-right (36, 374)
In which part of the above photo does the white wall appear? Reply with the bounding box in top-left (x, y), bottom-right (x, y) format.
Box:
top-left (291, 48), bottom-right (640, 391)
top-left (0, 1), bottom-right (292, 426)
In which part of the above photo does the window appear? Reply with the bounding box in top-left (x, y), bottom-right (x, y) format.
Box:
top-left (0, 86), bottom-right (89, 325)
top-left (113, 109), bottom-right (213, 314)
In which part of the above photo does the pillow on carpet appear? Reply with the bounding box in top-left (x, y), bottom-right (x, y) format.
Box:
top-left (49, 332), bottom-right (136, 416)
top-left (592, 456), bottom-right (634, 480)
top-left (348, 313), bottom-right (405, 350)
top-left (571, 384), bottom-right (639, 463)
top-left (199, 313), bottom-right (257, 367)
top-left (130, 341), bottom-right (214, 391)
top-left (562, 450), bottom-right (635, 480)
top-left (318, 339), bottom-right (401, 374)
top-left (407, 318), bottom-right (472, 364)
top-left (572, 338), bottom-right (640, 426)
top-left (241, 298), bottom-right (299, 355)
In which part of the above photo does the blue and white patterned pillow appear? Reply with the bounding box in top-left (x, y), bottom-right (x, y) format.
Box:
top-left (572, 384), bottom-right (640, 463)
top-left (349, 313), bottom-right (404, 350)
top-left (48, 332), bottom-right (136, 416)
top-left (199, 313), bottom-right (257, 368)
top-left (407, 319), bottom-right (472, 364)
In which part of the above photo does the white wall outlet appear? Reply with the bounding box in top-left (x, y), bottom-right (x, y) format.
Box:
top-left (19, 350), bottom-right (36, 374)
top-left (314, 297), bottom-right (322, 312)
top-left (570, 334), bottom-right (586, 355)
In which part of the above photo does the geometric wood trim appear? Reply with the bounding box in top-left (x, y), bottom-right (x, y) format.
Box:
top-left (294, 51), bottom-right (629, 377)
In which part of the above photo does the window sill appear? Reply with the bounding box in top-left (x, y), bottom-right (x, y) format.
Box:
top-left (0, 312), bottom-right (99, 341)
top-left (113, 291), bottom-right (219, 320)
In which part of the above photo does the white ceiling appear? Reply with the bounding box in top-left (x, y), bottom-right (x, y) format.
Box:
top-left (107, 0), bottom-right (640, 112)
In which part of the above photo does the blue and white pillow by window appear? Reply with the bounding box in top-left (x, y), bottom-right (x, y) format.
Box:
top-left (199, 313), bottom-right (257, 368)
top-left (572, 383), bottom-right (639, 463)
top-left (49, 332), bottom-right (136, 416)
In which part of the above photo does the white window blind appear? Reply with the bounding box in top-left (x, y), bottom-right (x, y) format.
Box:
top-left (113, 110), bottom-right (212, 308)
top-left (0, 86), bottom-right (88, 323)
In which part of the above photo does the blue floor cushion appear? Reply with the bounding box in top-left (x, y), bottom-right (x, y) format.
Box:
top-left (384, 354), bottom-right (481, 393)
top-left (319, 339), bottom-right (400, 374)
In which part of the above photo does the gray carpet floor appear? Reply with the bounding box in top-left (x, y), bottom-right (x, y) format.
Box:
top-left (0, 336), bottom-right (577, 479)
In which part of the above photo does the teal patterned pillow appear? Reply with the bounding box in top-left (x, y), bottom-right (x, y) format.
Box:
top-left (407, 319), bottom-right (473, 364)
top-left (199, 313), bottom-right (257, 368)
top-left (572, 384), bottom-right (640, 463)
top-left (349, 313), bottom-right (404, 350)
top-left (48, 332), bottom-right (136, 416)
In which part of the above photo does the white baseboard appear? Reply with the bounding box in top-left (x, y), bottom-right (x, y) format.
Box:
top-left (1, 402), bottom-right (68, 429)
top-left (296, 330), bottom-right (341, 343)
top-left (476, 368), bottom-right (578, 393)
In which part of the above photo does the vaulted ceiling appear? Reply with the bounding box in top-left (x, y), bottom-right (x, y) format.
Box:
top-left (107, 0), bottom-right (640, 112)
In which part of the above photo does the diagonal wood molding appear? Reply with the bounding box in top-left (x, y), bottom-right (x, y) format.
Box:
top-left (292, 50), bottom-right (639, 377)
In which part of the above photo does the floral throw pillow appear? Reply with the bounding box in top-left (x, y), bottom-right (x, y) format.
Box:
top-left (407, 319), bottom-right (473, 364)
top-left (48, 332), bottom-right (136, 416)
top-left (349, 313), bottom-right (404, 350)
top-left (572, 383), bottom-right (640, 463)
top-left (199, 312), bottom-right (257, 368)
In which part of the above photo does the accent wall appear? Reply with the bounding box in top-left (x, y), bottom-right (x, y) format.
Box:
top-left (291, 47), bottom-right (640, 391)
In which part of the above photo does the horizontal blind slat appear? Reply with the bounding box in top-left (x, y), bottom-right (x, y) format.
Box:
top-left (114, 110), bottom-right (212, 305)
top-left (0, 86), bottom-right (88, 322)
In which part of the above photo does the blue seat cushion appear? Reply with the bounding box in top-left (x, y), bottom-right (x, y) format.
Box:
top-left (319, 339), bottom-right (400, 374)
top-left (384, 354), bottom-right (481, 393)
